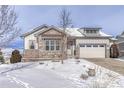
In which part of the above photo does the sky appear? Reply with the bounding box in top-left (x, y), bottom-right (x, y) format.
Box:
top-left (8, 5), bottom-right (124, 48)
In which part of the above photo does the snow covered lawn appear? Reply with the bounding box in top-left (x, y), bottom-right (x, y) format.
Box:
top-left (0, 58), bottom-right (124, 88)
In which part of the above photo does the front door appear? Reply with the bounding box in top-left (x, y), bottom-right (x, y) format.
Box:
top-left (67, 39), bottom-right (76, 58)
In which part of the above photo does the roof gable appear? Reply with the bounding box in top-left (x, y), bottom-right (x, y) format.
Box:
top-left (21, 25), bottom-right (112, 38)
top-left (21, 24), bottom-right (49, 37)
top-left (34, 26), bottom-right (66, 36)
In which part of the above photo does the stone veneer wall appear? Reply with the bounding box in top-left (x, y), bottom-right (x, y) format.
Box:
top-left (23, 49), bottom-right (39, 58)
top-left (23, 49), bottom-right (67, 62)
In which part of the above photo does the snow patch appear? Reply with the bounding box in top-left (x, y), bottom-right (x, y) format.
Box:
top-left (99, 31), bottom-right (112, 37)
top-left (6, 73), bottom-right (33, 88)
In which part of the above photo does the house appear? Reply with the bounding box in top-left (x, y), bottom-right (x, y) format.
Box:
top-left (116, 31), bottom-right (124, 56)
top-left (21, 24), bottom-right (113, 61)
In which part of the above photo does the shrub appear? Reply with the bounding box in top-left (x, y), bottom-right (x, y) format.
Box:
top-left (110, 43), bottom-right (119, 58)
top-left (10, 50), bottom-right (22, 63)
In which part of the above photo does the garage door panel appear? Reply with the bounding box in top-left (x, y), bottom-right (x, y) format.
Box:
top-left (79, 45), bottom-right (105, 58)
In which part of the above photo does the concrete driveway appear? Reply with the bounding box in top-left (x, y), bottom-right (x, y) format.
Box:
top-left (85, 58), bottom-right (124, 75)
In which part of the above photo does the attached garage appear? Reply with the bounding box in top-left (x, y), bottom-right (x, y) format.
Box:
top-left (79, 44), bottom-right (106, 58)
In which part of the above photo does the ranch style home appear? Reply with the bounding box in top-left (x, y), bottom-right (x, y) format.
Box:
top-left (21, 24), bottom-right (113, 61)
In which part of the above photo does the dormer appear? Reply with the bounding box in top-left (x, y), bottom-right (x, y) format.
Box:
top-left (79, 27), bottom-right (102, 37)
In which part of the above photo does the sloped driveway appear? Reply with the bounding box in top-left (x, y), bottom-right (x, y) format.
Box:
top-left (85, 58), bottom-right (124, 75)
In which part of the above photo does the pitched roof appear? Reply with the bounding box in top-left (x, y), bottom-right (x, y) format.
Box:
top-left (20, 24), bottom-right (49, 37)
top-left (34, 25), bottom-right (67, 36)
top-left (99, 31), bottom-right (112, 37)
top-left (65, 28), bottom-right (84, 37)
top-left (21, 25), bottom-right (112, 38)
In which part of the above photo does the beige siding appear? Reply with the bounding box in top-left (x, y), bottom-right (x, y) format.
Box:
top-left (24, 28), bottom-right (46, 49)
top-left (24, 34), bottom-right (38, 49)
top-left (76, 38), bottom-right (110, 45)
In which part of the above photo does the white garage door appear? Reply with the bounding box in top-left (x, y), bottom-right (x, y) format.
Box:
top-left (79, 44), bottom-right (105, 58)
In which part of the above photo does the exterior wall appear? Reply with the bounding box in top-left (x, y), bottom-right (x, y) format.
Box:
top-left (23, 28), bottom-right (67, 61)
top-left (116, 36), bottom-right (124, 43)
top-left (24, 28), bottom-right (47, 49)
top-left (76, 38), bottom-right (110, 58)
top-left (23, 49), bottom-right (39, 58)
top-left (23, 49), bottom-right (67, 62)
top-left (37, 29), bottom-right (64, 50)
top-left (24, 34), bottom-right (38, 49)
top-left (116, 36), bottom-right (124, 57)
top-left (117, 42), bottom-right (124, 57)
top-left (119, 51), bottom-right (124, 57)
top-left (42, 29), bottom-right (62, 36)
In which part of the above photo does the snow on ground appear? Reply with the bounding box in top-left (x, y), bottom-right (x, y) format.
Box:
top-left (0, 58), bottom-right (124, 88)
top-left (36, 59), bottom-right (124, 88)
top-left (0, 62), bottom-right (76, 88)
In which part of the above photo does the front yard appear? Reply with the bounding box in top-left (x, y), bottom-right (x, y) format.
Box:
top-left (0, 58), bottom-right (124, 88)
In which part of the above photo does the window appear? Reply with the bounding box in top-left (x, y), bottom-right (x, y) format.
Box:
top-left (93, 45), bottom-right (98, 47)
top-left (80, 44), bottom-right (85, 47)
top-left (29, 40), bottom-right (35, 49)
top-left (46, 40), bottom-right (49, 50)
top-left (50, 40), bottom-right (55, 50)
top-left (93, 30), bottom-right (97, 33)
top-left (86, 30), bottom-right (97, 34)
top-left (99, 45), bottom-right (104, 47)
top-left (45, 39), bottom-right (60, 51)
top-left (86, 30), bottom-right (90, 34)
top-left (86, 44), bottom-right (92, 47)
top-left (56, 40), bottom-right (60, 50)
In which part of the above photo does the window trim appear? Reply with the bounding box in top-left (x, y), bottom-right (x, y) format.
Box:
top-left (29, 40), bottom-right (35, 49)
top-left (44, 39), bottom-right (60, 51)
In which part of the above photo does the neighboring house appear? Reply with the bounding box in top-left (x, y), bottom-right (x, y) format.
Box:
top-left (116, 31), bottom-right (124, 56)
top-left (21, 24), bottom-right (112, 61)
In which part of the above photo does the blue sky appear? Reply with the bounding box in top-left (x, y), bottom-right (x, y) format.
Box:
top-left (8, 5), bottom-right (124, 48)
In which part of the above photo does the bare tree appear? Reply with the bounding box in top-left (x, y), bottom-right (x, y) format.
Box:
top-left (58, 8), bottom-right (72, 64)
top-left (0, 5), bottom-right (20, 47)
